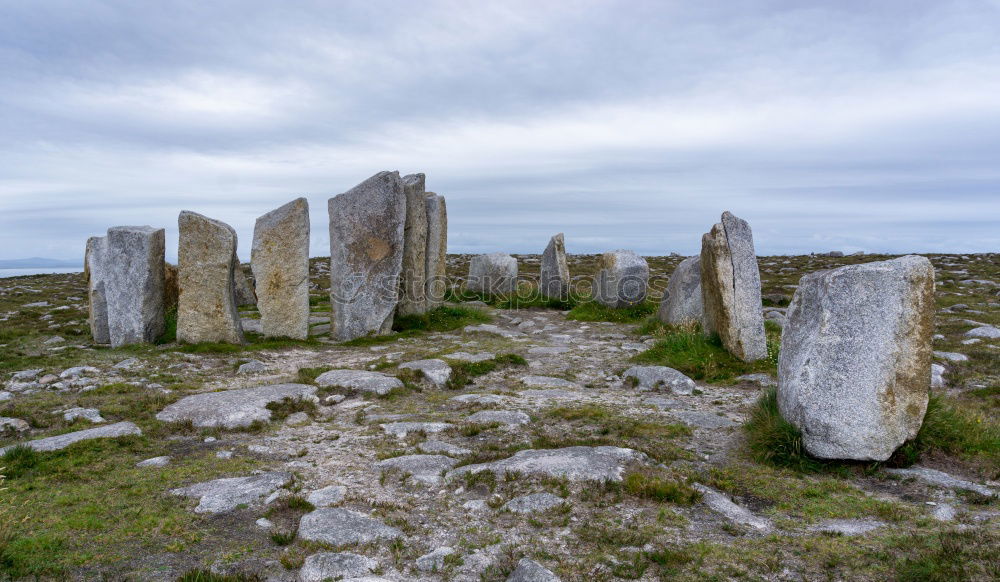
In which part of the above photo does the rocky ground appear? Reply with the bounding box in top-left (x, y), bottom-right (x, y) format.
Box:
top-left (0, 253), bottom-right (997, 581)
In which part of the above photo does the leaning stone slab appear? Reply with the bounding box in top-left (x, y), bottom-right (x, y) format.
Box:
top-left (399, 359), bottom-right (451, 388)
top-left (592, 250), bottom-right (648, 308)
top-left (447, 446), bottom-right (646, 482)
top-left (424, 192), bottom-right (448, 308)
top-left (623, 366), bottom-right (695, 395)
top-left (0, 421), bottom-right (141, 454)
top-left (374, 454), bottom-right (459, 485)
top-left (700, 212), bottom-right (767, 361)
top-left (314, 370), bottom-right (403, 396)
top-left (252, 197), bottom-right (310, 339)
top-left (507, 558), bottom-right (561, 582)
top-left (693, 483), bottom-right (771, 531)
top-left (85, 235), bottom-right (111, 343)
top-left (171, 472), bottom-right (291, 514)
top-left (540, 233), bottom-right (570, 299)
top-left (298, 508), bottom-right (403, 546)
top-left (155, 383), bottom-right (317, 429)
top-left (657, 256), bottom-right (704, 326)
top-left (299, 552), bottom-right (377, 582)
top-left (328, 171), bottom-right (406, 341)
top-left (467, 252), bottom-right (518, 295)
top-left (885, 466), bottom-right (996, 497)
top-left (502, 492), bottom-right (564, 514)
top-left (398, 174), bottom-right (428, 316)
top-left (778, 255), bottom-right (934, 461)
top-left (177, 211), bottom-right (245, 344)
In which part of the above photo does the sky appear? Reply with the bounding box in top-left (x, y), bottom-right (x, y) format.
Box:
top-left (1, 0), bottom-right (999, 263)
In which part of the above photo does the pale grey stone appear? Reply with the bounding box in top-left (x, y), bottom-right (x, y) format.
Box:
top-left (931, 364), bottom-right (946, 388)
top-left (240, 318), bottom-right (262, 334)
top-left (155, 383), bottom-right (318, 429)
top-left (298, 508), bottom-right (403, 546)
top-left (700, 212), bottom-right (767, 362)
top-left (623, 366), bottom-right (695, 395)
top-left (657, 256), bottom-right (704, 326)
top-left (113, 358), bottom-right (139, 370)
top-left (416, 547), bottom-right (456, 573)
top-left (424, 192), bottom-right (448, 309)
top-left (0, 421), bottom-right (141, 454)
top-left (467, 253), bottom-right (518, 294)
top-left (932, 503), bottom-right (957, 521)
top-left (299, 552), bottom-right (377, 582)
top-left (518, 389), bottom-right (580, 400)
top-left (464, 324), bottom-right (524, 338)
top-left (85, 235), bottom-right (110, 344)
top-left (63, 407), bottom-right (105, 423)
top-left (520, 376), bottom-right (579, 389)
top-left (592, 250), bottom-right (648, 308)
top-left (177, 211), bottom-right (245, 344)
top-left (540, 233), bottom-right (570, 299)
top-left (255, 517), bottom-right (273, 529)
top-left (447, 446), bottom-right (646, 482)
top-left (933, 351), bottom-right (968, 362)
top-left (449, 393), bottom-right (506, 405)
top-left (380, 422), bottom-right (453, 438)
top-left (444, 351), bottom-right (495, 362)
top-left (171, 472), bottom-right (292, 514)
top-left (215, 450), bottom-right (233, 459)
top-left (314, 369), bottom-right (403, 396)
top-left (59, 366), bottom-right (99, 379)
top-left (463, 499), bottom-right (489, 512)
top-left (398, 174), bottom-right (428, 316)
top-left (466, 410), bottom-right (530, 426)
top-left (528, 346), bottom-right (570, 355)
top-left (328, 171), bottom-right (406, 341)
top-left (0, 392), bottom-right (13, 402)
top-left (778, 256), bottom-right (935, 461)
top-left (11, 369), bottom-right (43, 381)
top-left (418, 439), bottom-right (472, 456)
top-left (965, 325), bottom-right (1000, 339)
top-left (885, 466), bottom-right (996, 497)
top-left (693, 483), bottom-right (771, 531)
top-left (232, 262), bottom-right (257, 306)
top-left (237, 360), bottom-right (268, 374)
top-left (502, 492), bottom-right (564, 514)
top-left (0, 417), bottom-right (30, 434)
top-left (810, 519), bottom-right (885, 535)
top-left (375, 454), bottom-right (459, 485)
top-left (136, 455), bottom-right (171, 467)
top-left (399, 359), bottom-right (451, 388)
top-left (252, 197), bottom-right (310, 339)
top-left (507, 558), bottom-right (560, 582)
top-left (306, 485), bottom-right (347, 507)
top-left (284, 412), bottom-right (310, 426)
top-left (736, 373), bottom-right (777, 387)
top-left (674, 410), bottom-right (738, 429)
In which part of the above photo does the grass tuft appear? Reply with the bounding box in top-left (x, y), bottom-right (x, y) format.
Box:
top-left (341, 305), bottom-right (491, 346)
top-left (744, 387), bottom-right (829, 472)
top-left (888, 393), bottom-right (1000, 474)
top-left (633, 322), bottom-right (779, 384)
top-left (444, 353), bottom-right (527, 390)
top-left (622, 470), bottom-right (701, 504)
top-left (566, 299), bottom-right (657, 324)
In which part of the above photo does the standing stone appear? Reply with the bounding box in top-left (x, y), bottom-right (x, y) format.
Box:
top-left (177, 211), bottom-right (245, 345)
top-left (540, 233), bottom-right (570, 299)
top-left (233, 261), bottom-right (257, 306)
top-left (398, 174), bottom-right (428, 316)
top-left (328, 171), bottom-right (406, 342)
top-left (85, 236), bottom-right (110, 344)
top-left (778, 255), bottom-right (935, 461)
top-left (252, 197), bottom-right (310, 339)
top-left (164, 262), bottom-right (179, 312)
top-left (467, 253), bottom-right (518, 295)
top-left (700, 212), bottom-right (767, 362)
top-left (105, 226), bottom-right (165, 347)
top-left (657, 256), bottom-right (704, 326)
top-left (425, 192), bottom-right (448, 308)
top-left (592, 250), bottom-right (648, 308)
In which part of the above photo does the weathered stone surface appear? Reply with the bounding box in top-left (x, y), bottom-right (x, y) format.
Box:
top-left (700, 212), bottom-right (767, 362)
top-left (965, 325), bottom-right (1000, 339)
top-left (63, 407), bottom-right (105, 423)
top-left (237, 359), bottom-right (268, 374)
top-left (0, 417), bottom-right (30, 435)
top-left (171, 472), bottom-right (291, 514)
top-left (328, 171), bottom-right (406, 341)
top-left (885, 466), bottom-right (996, 497)
top-left (233, 262), bottom-right (257, 307)
top-left (163, 262), bottom-right (179, 312)
top-left (933, 351), bottom-right (968, 362)
top-left (298, 508), bottom-right (403, 546)
top-left (398, 174), bottom-right (428, 316)
top-left (592, 250), bottom-right (648, 308)
top-left (0, 421), bottom-right (141, 454)
top-left (778, 255), bottom-right (935, 461)
top-left (85, 235), bottom-right (110, 344)
top-left (520, 376), bottom-right (580, 389)
top-left (136, 455), bottom-right (171, 467)
top-left (380, 422), bottom-right (453, 438)
top-left (252, 197), bottom-right (310, 339)
top-left (306, 485), bottom-right (347, 507)
top-left (657, 256), bottom-right (704, 326)
top-left (502, 492), bottom-right (564, 514)
top-left (623, 366), bottom-right (696, 395)
top-left (444, 351), bottom-right (495, 362)
top-left (177, 211), bottom-right (245, 344)
top-left (540, 233), bottom-right (570, 299)
top-left (693, 483), bottom-right (771, 531)
top-left (466, 410), bottom-right (530, 426)
top-left (155, 383), bottom-right (317, 429)
top-left (374, 454), bottom-right (459, 485)
top-left (464, 324), bottom-right (524, 338)
top-left (418, 439), bottom-right (472, 456)
top-left (447, 446), bottom-right (646, 482)
top-left (314, 370), bottom-right (403, 396)
top-left (416, 547), bottom-right (456, 573)
top-left (399, 359), bottom-right (451, 388)
top-left (507, 558), bottom-right (560, 582)
top-left (424, 192), bottom-right (448, 308)
top-left (467, 253), bottom-right (518, 295)
top-left (299, 552), bottom-right (377, 582)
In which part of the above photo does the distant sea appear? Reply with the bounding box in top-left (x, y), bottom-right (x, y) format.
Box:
top-left (0, 268), bottom-right (83, 278)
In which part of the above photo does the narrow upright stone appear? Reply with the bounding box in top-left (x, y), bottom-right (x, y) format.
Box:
top-left (398, 174), bottom-right (428, 316)
top-left (233, 260), bottom-right (257, 306)
top-left (592, 250), bottom-right (648, 308)
top-left (657, 256), bottom-right (704, 326)
top-left (105, 226), bottom-right (165, 347)
top-left (177, 211), bottom-right (245, 345)
top-left (252, 197), bottom-right (310, 339)
top-left (540, 233), bottom-right (570, 299)
top-left (467, 253), bottom-right (518, 295)
top-left (700, 212), bottom-right (767, 362)
top-left (328, 171), bottom-right (406, 341)
top-left (85, 236), bottom-right (110, 344)
top-left (425, 193), bottom-right (448, 308)
top-left (778, 256), bottom-right (935, 461)
top-left (164, 262), bottom-right (179, 312)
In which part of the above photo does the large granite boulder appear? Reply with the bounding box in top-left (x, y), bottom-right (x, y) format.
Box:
top-left (85, 235), bottom-right (111, 344)
top-left (700, 212), bottom-right (766, 361)
top-left (657, 256), bottom-right (704, 326)
top-left (540, 233), bottom-right (570, 299)
top-left (467, 252), bottom-right (518, 295)
top-left (592, 250), bottom-right (648, 308)
top-left (778, 255), bottom-right (935, 461)
top-left (398, 173), bottom-right (428, 316)
top-left (252, 197), bottom-right (310, 339)
top-left (177, 211), bottom-right (245, 344)
top-left (424, 193), bottom-right (448, 308)
top-left (328, 171), bottom-right (406, 341)
top-left (105, 226), bottom-right (166, 347)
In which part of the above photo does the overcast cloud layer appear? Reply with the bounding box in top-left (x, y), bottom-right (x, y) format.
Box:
top-left (2, 0), bottom-right (999, 262)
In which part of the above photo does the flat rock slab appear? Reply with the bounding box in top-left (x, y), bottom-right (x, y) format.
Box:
top-left (0, 421), bottom-right (141, 454)
top-left (466, 410), bottom-right (530, 426)
top-left (374, 454), bottom-right (459, 485)
top-left (447, 446), bottom-right (646, 482)
top-left (507, 558), bottom-right (561, 582)
top-left (933, 351), bottom-right (968, 362)
top-left (885, 466), bottom-right (996, 497)
top-left (381, 422), bottom-right (453, 438)
top-left (399, 359), bottom-right (451, 388)
top-left (502, 492), bottom-right (565, 514)
top-left (965, 325), bottom-right (1000, 339)
top-left (306, 485), bottom-right (347, 507)
top-left (464, 324), bottom-right (524, 338)
top-left (418, 439), bottom-right (472, 456)
top-left (520, 376), bottom-right (580, 389)
top-left (445, 352), bottom-right (495, 362)
top-left (155, 383), bottom-right (317, 429)
top-left (736, 373), bottom-right (777, 387)
top-left (298, 508), bottom-right (403, 546)
top-left (623, 366), bottom-right (695, 395)
top-left (63, 407), bottom-right (105, 423)
top-left (315, 370), bottom-right (403, 396)
top-left (673, 410), bottom-right (738, 430)
top-left (693, 483), bottom-right (772, 531)
top-left (810, 519), bottom-right (886, 536)
top-left (528, 346), bottom-right (571, 355)
top-left (299, 552), bottom-right (377, 582)
top-left (450, 393), bottom-right (507, 405)
top-left (518, 389), bottom-right (581, 400)
top-left (171, 472), bottom-right (292, 514)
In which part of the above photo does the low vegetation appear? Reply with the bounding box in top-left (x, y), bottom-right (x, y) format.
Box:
top-left (445, 353), bottom-right (527, 390)
top-left (566, 299), bottom-right (657, 323)
top-left (633, 321), bottom-right (781, 383)
top-left (342, 305), bottom-right (491, 346)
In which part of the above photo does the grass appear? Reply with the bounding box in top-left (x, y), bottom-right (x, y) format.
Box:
top-left (892, 528), bottom-right (1000, 581)
top-left (177, 570), bottom-right (263, 582)
top-left (447, 285), bottom-right (578, 310)
top-left (444, 353), bottom-right (528, 390)
top-left (264, 397), bottom-right (317, 422)
top-left (539, 403), bottom-right (692, 463)
top-left (341, 305), bottom-right (491, 346)
top-left (565, 299), bottom-right (657, 323)
top-left (177, 333), bottom-right (323, 354)
top-left (621, 469), bottom-right (701, 504)
top-left (744, 386), bottom-right (830, 473)
top-left (889, 393), bottom-right (1000, 476)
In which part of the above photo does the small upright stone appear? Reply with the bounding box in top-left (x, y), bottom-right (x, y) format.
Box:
top-left (540, 233), bottom-right (570, 299)
top-left (398, 174), bottom-right (428, 316)
top-left (85, 236), bottom-right (110, 344)
top-left (424, 193), bottom-right (448, 308)
top-left (778, 255), bottom-right (935, 461)
top-left (657, 256), bottom-right (704, 327)
top-left (252, 197), bottom-right (310, 339)
top-left (104, 226), bottom-right (166, 347)
top-left (700, 212), bottom-right (767, 362)
top-left (467, 253), bottom-right (518, 295)
top-left (176, 211), bottom-right (245, 345)
top-left (592, 250), bottom-right (648, 308)
top-left (232, 261), bottom-right (257, 306)
top-left (329, 171), bottom-right (407, 341)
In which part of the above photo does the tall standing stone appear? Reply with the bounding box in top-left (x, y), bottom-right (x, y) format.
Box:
top-left (540, 233), bottom-right (570, 299)
top-left (164, 262), bottom-right (179, 313)
top-left (233, 260), bottom-right (257, 307)
top-left (328, 171), bottom-right (406, 342)
top-left (252, 197), bottom-right (310, 340)
top-left (177, 211), bottom-right (245, 345)
top-left (657, 256), bottom-right (704, 326)
top-left (592, 250), bottom-right (648, 308)
top-left (467, 253), bottom-right (518, 295)
top-left (778, 256), bottom-right (935, 461)
top-left (425, 193), bottom-right (448, 308)
top-left (85, 236), bottom-right (110, 344)
top-left (700, 211), bottom-right (767, 362)
top-left (398, 174), bottom-right (428, 316)
top-left (105, 226), bottom-right (165, 347)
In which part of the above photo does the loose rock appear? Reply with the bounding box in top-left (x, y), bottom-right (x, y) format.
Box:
top-left (623, 366), bottom-right (696, 395)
